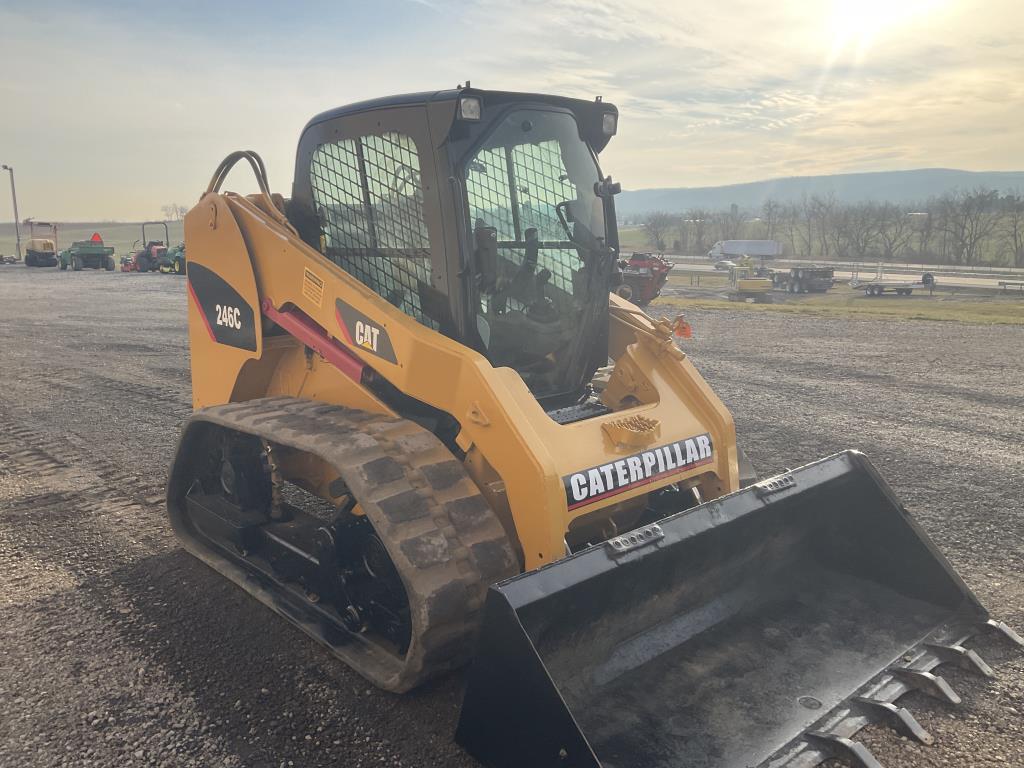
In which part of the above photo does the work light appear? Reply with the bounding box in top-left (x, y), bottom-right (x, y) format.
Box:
top-left (458, 96), bottom-right (482, 121)
top-left (602, 112), bottom-right (618, 136)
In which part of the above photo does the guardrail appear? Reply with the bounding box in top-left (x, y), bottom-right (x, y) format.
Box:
top-left (662, 253), bottom-right (1024, 279)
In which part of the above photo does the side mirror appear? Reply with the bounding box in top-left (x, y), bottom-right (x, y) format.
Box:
top-left (595, 176), bottom-right (621, 197)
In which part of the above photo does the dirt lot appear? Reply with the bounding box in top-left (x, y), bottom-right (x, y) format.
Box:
top-left (0, 266), bottom-right (1021, 768)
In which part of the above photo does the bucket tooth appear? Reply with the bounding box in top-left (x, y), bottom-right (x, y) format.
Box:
top-left (853, 697), bottom-right (934, 745)
top-left (982, 619), bottom-right (1024, 649)
top-left (805, 732), bottom-right (884, 768)
top-left (925, 642), bottom-right (995, 678)
top-left (888, 667), bottom-right (961, 705)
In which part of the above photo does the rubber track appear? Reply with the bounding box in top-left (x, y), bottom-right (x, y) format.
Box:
top-left (169, 396), bottom-right (519, 692)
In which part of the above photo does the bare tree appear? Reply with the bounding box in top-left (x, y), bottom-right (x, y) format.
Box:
top-left (843, 202), bottom-right (881, 259)
top-left (761, 199), bottom-right (780, 240)
top-left (779, 201), bottom-right (812, 258)
top-left (999, 193), bottom-right (1024, 267)
top-left (823, 200), bottom-right (849, 259)
top-left (797, 197), bottom-right (816, 258)
top-left (161, 203), bottom-right (188, 222)
top-left (907, 208), bottom-right (934, 262)
top-left (809, 195), bottom-right (836, 259)
top-left (935, 188), bottom-right (1000, 264)
top-left (875, 203), bottom-right (915, 261)
top-left (679, 209), bottom-right (709, 254)
top-left (629, 189), bottom-right (1013, 266)
top-left (642, 211), bottom-right (675, 251)
top-left (712, 204), bottom-right (744, 242)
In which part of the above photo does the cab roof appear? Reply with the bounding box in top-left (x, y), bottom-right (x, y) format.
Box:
top-left (302, 87), bottom-right (618, 152)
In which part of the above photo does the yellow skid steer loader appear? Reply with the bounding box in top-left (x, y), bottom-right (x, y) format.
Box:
top-left (167, 88), bottom-right (1021, 768)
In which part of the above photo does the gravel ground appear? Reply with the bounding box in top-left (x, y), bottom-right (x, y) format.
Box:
top-left (0, 266), bottom-right (1021, 768)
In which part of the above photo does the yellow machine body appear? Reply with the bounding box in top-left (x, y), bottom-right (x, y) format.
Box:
top-left (26, 238), bottom-right (56, 254)
top-left (184, 190), bottom-right (738, 569)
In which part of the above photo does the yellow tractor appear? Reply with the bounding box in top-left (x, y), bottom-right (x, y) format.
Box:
top-left (168, 88), bottom-right (1020, 768)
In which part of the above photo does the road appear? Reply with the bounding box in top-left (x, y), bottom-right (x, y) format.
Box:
top-left (671, 260), bottom-right (1013, 290)
top-left (1, 265), bottom-right (1021, 768)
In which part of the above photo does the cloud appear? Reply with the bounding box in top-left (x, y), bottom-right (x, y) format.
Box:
top-left (0, 0), bottom-right (1021, 219)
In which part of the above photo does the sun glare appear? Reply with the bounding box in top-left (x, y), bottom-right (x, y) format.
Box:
top-left (828, 0), bottom-right (946, 61)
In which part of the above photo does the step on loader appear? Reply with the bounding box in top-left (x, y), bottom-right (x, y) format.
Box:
top-left (167, 87), bottom-right (1021, 768)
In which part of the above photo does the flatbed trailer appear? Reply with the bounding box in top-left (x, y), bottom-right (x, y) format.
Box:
top-left (851, 273), bottom-right (935, 296)
top-left (771, 265), bottom-right (835, 293)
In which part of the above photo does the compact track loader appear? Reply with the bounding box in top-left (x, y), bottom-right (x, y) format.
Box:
top-left (168, 88), bottom-right (1021, 768)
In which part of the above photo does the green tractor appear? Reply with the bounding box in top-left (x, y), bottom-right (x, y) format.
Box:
top-left (158, 242), bottom-right (186, 274)
top-left (59, 233), bottom-right (116, 271)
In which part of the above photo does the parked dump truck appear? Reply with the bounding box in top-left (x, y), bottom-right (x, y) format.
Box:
top-left (772, 264), bottom-right (835, 293)
top-left (59, 233), bottom-right (115, 271)
top-left (24, 238), bottom-right (58, 267)
top-left (617, 252), bottom-right (671, 305)
top-left (167, 88), bottom-right (1020, 768)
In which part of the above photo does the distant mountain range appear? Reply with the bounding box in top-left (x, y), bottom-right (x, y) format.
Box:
top-left (616, 169), bottom-right (1024, 217)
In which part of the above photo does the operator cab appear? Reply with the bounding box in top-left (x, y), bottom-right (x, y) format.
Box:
top-left (289, 88), bottom-right (622, 407)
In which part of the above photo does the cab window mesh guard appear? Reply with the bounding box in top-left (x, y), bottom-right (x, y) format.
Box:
top-left (310, 133), bottom-right (437, 329)
top-left (465, 139), bottom-right (577, 295)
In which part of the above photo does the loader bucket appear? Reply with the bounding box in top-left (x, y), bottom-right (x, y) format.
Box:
top-left (457, 451), bottom-right (1014, 768)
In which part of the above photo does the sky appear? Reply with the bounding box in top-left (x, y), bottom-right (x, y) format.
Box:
top-left (1, 0), bottom-right (1022, 220)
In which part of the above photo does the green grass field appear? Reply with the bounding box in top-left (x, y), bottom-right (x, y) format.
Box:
top-left (665, 270), bottom-right (731, 289)
top-left (619, 226), bottom-right (651, 254)
top-left (655, 283), bottom-right (1024, 325)
top-left (0, 221), bottom-right (184, 259)
top-left (622, 228), bottom-right (1024, 325)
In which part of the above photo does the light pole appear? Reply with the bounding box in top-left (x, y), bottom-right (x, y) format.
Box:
top-left (2, 164), bottom-right (21, 260)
